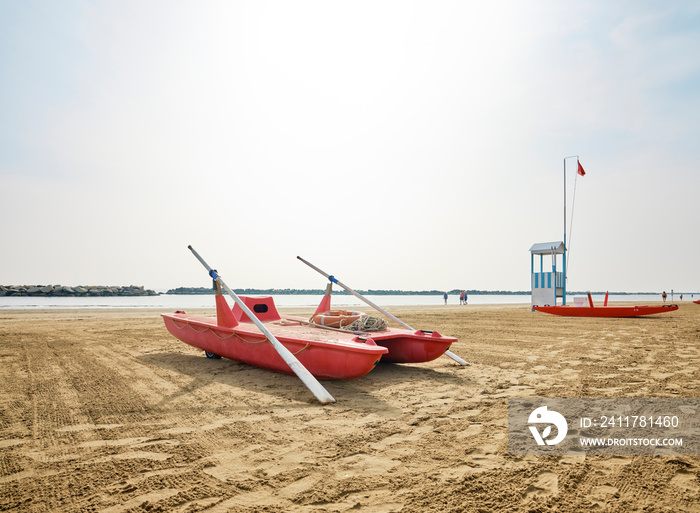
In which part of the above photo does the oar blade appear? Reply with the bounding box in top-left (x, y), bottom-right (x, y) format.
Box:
top-left (284, 359), bottom-right (336, 404)
top-left (445, 350), bottom-right (468, 366)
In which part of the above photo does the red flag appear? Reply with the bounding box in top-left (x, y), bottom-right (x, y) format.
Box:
top-left (577, 161), bottom-right (586, 176)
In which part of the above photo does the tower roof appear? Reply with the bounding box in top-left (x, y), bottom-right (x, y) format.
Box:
top-left (529, 241), bottom-right (566, 254)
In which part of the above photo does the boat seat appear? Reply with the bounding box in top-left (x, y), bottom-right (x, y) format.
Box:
top-left (233, 296), bottom-right (282, 322)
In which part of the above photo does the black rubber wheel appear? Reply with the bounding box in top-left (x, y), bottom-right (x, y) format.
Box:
top-left (205, 351), bottom-right (221, 359)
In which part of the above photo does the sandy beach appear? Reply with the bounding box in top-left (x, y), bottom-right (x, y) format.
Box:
top-left (1, 302), bottom-right (699, 512)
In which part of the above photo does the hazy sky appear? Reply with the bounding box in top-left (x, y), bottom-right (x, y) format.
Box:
top-left (2, 1), bottom-right (699, 293)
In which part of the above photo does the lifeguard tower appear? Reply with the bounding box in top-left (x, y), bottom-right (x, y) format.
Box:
top-left (529, 241), bottom-right (566, 308)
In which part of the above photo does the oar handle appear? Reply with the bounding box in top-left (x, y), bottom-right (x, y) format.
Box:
top-left (297, 256), bottom-right (336, 282)
top-left (189, 245), bottom-right (217, 278)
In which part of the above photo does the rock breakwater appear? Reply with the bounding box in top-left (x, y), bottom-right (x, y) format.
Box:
top-left (0, 285), bottom-right (158, 297)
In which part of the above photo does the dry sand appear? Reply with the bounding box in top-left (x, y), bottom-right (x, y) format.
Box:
top-left (1, 302), bottom-right (699, 512)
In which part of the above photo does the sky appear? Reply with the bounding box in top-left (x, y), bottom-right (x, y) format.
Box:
top-left (1, 0), bottom-right (699, 294)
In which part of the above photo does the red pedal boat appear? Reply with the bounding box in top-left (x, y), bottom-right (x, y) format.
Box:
top-left (534, 293), bottom-right (679, 318)
top-left (163, 293), bottom-right (458, 379)
top-left (161, 295), bottom-right (457, 379)
top-left (164, 247), bottom-right (463, 403)
top-left (533, 304), bottom-right (678, 317)
top-left (163, 249), bottom-right (462, 385)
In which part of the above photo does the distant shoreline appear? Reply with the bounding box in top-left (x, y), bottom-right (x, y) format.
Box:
top-left (1, 285), bottom-right (676, 298)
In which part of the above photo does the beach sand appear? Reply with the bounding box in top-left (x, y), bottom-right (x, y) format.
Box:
top-left (1, 302), bottom-right (699, 512)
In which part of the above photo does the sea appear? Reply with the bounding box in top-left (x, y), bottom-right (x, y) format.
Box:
top-left (0, 292), bottom-right (674, 310)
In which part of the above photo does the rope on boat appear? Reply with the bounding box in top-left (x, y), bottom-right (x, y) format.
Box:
top-left (341, 315), bottom-right (387, 332)
top-left (170, 319), bottom-right (266, 343)
top-left (169, 318), bottom-right (309, 355)
top-left (210, 330), bottom-right (237, 341)
top-left (292, 343), bottom-right (310, 355)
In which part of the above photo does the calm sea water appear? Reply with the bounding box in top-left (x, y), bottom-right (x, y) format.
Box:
top-left (0, 293), bottom-right (673, 310)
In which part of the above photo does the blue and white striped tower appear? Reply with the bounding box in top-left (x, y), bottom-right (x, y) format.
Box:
top-left (530, 241), bottom-right (566, 309)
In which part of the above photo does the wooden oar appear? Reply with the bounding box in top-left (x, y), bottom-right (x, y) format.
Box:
top-left (296, 256), bottom-right (468, 366)
top-left (188, 246), bottom-right (335, 404)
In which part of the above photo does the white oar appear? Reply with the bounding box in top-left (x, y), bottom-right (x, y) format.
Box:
top-left (297, 256), bottom-right (468, 366)
top-left (189, 246), bottom-right (335, 404)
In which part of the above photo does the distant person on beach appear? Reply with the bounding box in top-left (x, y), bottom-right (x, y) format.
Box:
top-left (464, 292), bottom-right (468, 304)
top-left (459, 291), bottom-right (464, 304)
top-left (662, 291), bottom-right (667, 302)
top-left (443, 291), bottom-right (448, 304)
top-left (680, 294), bottom-right (683, 301)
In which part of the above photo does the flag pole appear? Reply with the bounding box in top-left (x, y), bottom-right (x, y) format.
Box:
top-left (563, 155), bottom-right (579, 306)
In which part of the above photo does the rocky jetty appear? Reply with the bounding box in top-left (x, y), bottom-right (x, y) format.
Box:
top-left (0, 285), bottom-right (158, 297)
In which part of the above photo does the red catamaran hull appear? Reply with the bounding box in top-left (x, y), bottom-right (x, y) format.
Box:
top-left (533, 304), bottom-right (678, 317)
top-left (365, 330), bottom-right (455, 363)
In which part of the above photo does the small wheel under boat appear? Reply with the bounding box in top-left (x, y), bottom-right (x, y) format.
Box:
top-left (205, 351), bottom-right (221, 359)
